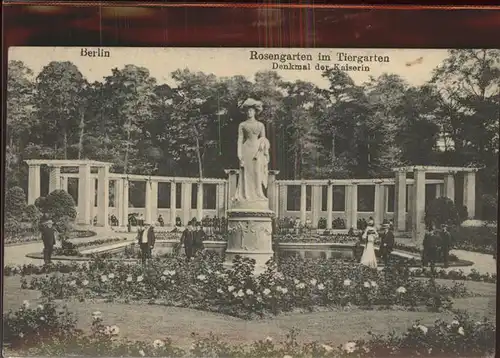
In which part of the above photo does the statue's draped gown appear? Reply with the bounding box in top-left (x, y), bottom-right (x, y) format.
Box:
top-left (235, 119), bottom-right (269, 202)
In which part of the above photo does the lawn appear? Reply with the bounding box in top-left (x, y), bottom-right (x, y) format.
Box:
top-left (3, 276), bottom-right (496, 350)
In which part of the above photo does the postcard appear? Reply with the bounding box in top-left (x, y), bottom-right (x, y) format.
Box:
top-left (4, 46), bottom-right (498, 357)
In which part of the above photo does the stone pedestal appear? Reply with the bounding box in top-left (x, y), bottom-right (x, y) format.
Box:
top-left (224, 208), bottom-right (274, 275)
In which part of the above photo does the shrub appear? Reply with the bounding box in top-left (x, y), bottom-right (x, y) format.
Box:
top-left (449, 226), bottom-right (497, 255)
top-left (3, 306), bottom-right (496, 357)
top-left (5, 186), bottom-right (27, 220)
top-left (481, 194), bottom-right (498, 222)
top-left (332, 217), bottom-right (346, 229)
top-left (25, 255), bottom-right (468, 317)
top-left (24, 204), bottom-right (42, 227)
top-left (4, 217), bottom-right (23, 236)
top-left (425, 197), bottom-right (460, 228)
top-left (458, 205), bottom-right (468, 223)
top-left (34, 196), bottom-right (47, 213)
top-left (3, 301), bottom-right (78, 349)
top-left (44, 190), bottom-right (77, 222)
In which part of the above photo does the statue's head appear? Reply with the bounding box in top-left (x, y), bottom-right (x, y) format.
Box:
top-left (241, 98), bottom-right (263, 118)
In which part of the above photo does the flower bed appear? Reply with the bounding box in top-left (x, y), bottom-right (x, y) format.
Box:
top-left (274, 233), bottom-right (357, 244)
top-left (3, 303), bottom-right (495, 357)
top-left (5, 229), bottom-right (97, 246)
top-left (6, 260), bottom-right (495, 284)
top-left (23, 255), bottom-right (470, 318)
top-left (450, 226), bottom-right (497, 255)
top-left (54, 237), bottom-right (128, 257)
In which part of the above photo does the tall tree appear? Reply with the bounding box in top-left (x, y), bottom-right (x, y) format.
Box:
top-left (319, 69), bottom-right (372, 178)
top-left (432, 50), bottom-right (500, 160)
top-left (6, 60), bottom-right (36, 187)
top-left (99, 65), bottom-right (157, 174)
top-left (170, 69), bottom-right (221, 179)
top-left (280, 80), bottom-right (321, 179)
top-left (34, 61), bottom-right (87, 159)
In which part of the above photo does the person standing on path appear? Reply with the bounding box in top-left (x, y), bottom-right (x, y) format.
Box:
top-left (422, 225), bottom-right (439, 274)
top-left (180, 221), bottom-right (195, 261)
top-left (360, 219), bottom-right (378, 268)
top-left (39, 219), bottom-right (57, 265)
top-left (137, 222), bottom-right (155, 264)
top-left (379, 223), bottom-right (395, 266)
top-left (193, 222), bottom-right (206, 256)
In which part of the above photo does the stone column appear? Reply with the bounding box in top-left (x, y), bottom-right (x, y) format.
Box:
top-left (181, 182), bottom-right (192, 226)
top-left (412, 169), bottom-right (426, 247)
top-left (77, 164), bottom-right (91, 225)
top-left (311, 185), bottom-right (322, 228)
top-left (279, 184), bottom-right (287, 218)
top-left (300, 182), bottom-right (307, 224)
top-left (407, 184), bottom-right (414, 229)
top-left (267, 170), bottom-right (280, 213)
top-left (60, 175), bottom-right (68, 192)
top-left (345, 184), bottom-right (358, 229)
top-left (326, 182), bottom-right (333, 229)
top-left (92, 178), bottom-right (98, 208)
top-left (394, 171), bottom-right (407, 232)
top-left (145, 180), bottom-right (158, 224)
top-left (351, 184), bottom-right (358, 229)
top-left (374, 183), bottom-right (383, 227)
top-left (48, 166), bottom-right (61, 194)
top-left (121, 179), bottom-right (129, 227)
top-left (196, 182), bottom-right (204, 221)
top-left (115, 179), bottom-right (124, 226)
top-left (216, 183), bottom-right (226, 218)
top-left (224, 169), bottom-right (238, 209)
top-left (444, 173), bottom-right (455, 202)
top-left (151, 181), bottom-right (159, 223)
top-left (27, 164), bottom-right (41, 204)
top-left (463, 171), bottom-right (476, 219)
top-left (96, 166), bottom-right (109, 227)
top-left (170, 181), bottom-right (177, 226)
top-left (435, 183), bottom-right (442, 198)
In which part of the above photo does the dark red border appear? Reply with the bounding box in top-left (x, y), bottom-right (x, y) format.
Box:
top-left (3, 3), bottom-right (500, 48)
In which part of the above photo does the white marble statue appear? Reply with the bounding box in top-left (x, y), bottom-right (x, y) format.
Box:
top-left (234, 98), bottom-right (270, 204)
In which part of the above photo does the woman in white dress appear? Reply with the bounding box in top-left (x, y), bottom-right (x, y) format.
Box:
top-left (360, 219), bottom-right (378, 268)
top-left (234, 98), bottom-right (270, 206)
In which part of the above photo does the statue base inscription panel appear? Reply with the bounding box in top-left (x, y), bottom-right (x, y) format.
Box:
top-left (223, 209), bottom-right (274, 274)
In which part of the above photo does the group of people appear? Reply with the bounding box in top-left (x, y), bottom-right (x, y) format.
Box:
top-left (422, 224), bottom-right (453, 271)
top-left (134, 219), bottom-right (207, 264)
top-left (354, 218), bottom-right (395, 269)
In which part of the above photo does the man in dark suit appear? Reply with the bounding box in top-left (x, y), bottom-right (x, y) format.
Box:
top-left (379, 223), bottom-right (395, 265)
top-left (422, 226), bottom-right (438, 274)
top-left (193, 221), bottom-right (206, 256)
top-left (181, 221), bottom-right (195, 261)
top-left (136, 222), bottom-right (155, 264)
top-left (40, 219), bottom-right (57, 265)
top-left (440, 224), bottom-right (453, 268)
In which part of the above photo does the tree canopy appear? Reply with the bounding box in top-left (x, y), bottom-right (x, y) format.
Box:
top-left (6, 50), bottom-right (499, 206)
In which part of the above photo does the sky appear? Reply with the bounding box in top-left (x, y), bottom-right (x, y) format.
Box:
top-left (9, 47), bottom-right (450, 88)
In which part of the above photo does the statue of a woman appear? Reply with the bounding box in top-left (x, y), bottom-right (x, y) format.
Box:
top-left (233, 98), bottom-right (270, 206)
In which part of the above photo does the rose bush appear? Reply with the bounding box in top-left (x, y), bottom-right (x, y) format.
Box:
top-left (24, 255), bottom-right (470, 318)
top-left (4, 305), bottom-right (495, 357)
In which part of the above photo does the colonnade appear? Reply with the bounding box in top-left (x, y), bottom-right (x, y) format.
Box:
top-left (25, 160), bottom-right (478, 241)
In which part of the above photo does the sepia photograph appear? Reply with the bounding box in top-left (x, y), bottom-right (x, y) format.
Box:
top-left (3, 46), bottom-right (498, 357)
